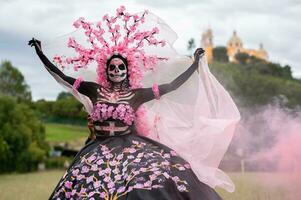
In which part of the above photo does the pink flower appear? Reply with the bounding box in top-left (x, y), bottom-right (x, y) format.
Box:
top-left (114, 174), bottom-right (122, 181)
top-left (152, 27), bottom-right (160, 34)
top-left (170, 150), bottom-right (177, 156)
top-left (65, 192), bottom-right (72, 198)
top-left (104, 167), bottom-right (112, 174)
top-left (108, 181), bottom-right (115, 189)
top-left (73, 17), bottom-right (84, 28)
top-left (144, 180), bottom-right (152, 187)
top-left (72, 169), bottom-right (79, 176)
top-left (88, 191), bottom-right (95, 197)
top-left (64, 181), bottom-right (72, 189)
top-left (79, 187), bottom-right (86, 195)
top-left (116, 154), bottom-right (123, 160)
top-left (87, 175), bottom-right (94, 183)
top-left (81, 165), bottom-right (89, 173)
top-left (91, 164), bottom-right (98, 171)
top-left (104, 176), bottom-right (111, 182)
top-left (100, 192), bottom-right (106, 198)
top-left (134, 183), bottom-right (144, 189)
top-left (93, 181), bottom-right (101, 188)
top-left (117, 186), bottom-right (126, 193)
top-left (133, 15), bottom-right (139, 21)
top-left (102, 14), bottom-right (109, 21)
top-left (123, 12), bottom-right (131, 22)
top-left (67, 37), bottom-right (77, 48)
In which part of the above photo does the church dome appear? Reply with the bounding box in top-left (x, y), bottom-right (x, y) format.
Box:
top-left (227, 30), bottom-right (243, 49)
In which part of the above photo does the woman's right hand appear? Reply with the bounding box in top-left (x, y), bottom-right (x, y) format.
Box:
top-left (28, 38), bottom-right (42, 52)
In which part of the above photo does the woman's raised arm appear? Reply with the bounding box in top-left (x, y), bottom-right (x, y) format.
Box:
top-left (28, 38), bottom-right (98, 99)
top-left (135, 48), bottom-right (205, 104)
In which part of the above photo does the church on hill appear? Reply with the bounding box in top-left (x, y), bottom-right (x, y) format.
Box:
top-left (201, 28), bottom-right (268, 63)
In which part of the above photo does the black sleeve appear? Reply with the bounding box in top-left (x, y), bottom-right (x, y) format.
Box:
top-left (34, 47), bottom-right (99, 99)
top-left (135, 61), bottom-right (198, 104)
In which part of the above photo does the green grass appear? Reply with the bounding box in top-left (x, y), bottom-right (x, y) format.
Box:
top-left (45, 123), bottom-right (89, 142)
top-left (0, 171), bottom-right (300, 200)
top-left (0, 170), bottom-right (63, 200)
top-left (217, 172), bottom-right (301, 200)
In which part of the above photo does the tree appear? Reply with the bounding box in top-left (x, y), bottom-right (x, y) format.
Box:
top-left (0, 96), bottom-right (48, 173)
top-left (281, 65), bottom-right (293, 79)
top-left (0, 61), bottom-right (31, 102)
top-left (52, 96), bottom-right (86, 119)
top-left (213, 46), bottom-right (229, 62)
top-left (187, 38), bottom-right (196, 56)
top-left (235, 52), bottom-right (250, 65)
top-left (57, 91), bottom-right (73, 100)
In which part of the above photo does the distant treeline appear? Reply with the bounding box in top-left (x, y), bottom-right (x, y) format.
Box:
top-left (34, 92), bottom-right (87, 125)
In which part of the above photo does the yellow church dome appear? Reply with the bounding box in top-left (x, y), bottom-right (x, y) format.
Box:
top-left (227, 30), bottom-right (243, 49)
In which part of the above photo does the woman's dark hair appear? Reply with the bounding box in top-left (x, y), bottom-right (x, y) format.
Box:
top-left (106, 54), bottom-right (128, 68)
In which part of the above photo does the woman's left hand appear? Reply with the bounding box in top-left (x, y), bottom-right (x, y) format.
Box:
top-left (193, 48), bottom-right (205, 63)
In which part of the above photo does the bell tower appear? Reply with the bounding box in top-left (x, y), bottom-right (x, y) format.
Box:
top-left (201, 27), bottom-right (213, 62)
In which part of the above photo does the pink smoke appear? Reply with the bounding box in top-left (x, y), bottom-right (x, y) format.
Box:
top-left (232, 105), bottom-right (301, 175)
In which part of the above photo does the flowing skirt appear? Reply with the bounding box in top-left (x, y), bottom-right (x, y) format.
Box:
top-left (49, 133), bottom-right (223, 200)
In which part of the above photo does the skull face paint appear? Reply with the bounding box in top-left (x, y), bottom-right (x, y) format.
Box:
top-left (107, 58), bottom-right (128, 83)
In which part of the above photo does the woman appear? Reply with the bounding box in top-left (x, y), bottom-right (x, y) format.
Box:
top-left (29, 6), bottom-right (239, 199)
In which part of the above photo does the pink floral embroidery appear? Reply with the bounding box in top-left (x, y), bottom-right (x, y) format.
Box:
top-left (91, 103), bottom-right (135, 125)
top-left (72, 77), bottom-right (83, 91)
top-left (152, 83), bottom-right (160, 100)
top-left (52, 6), bottom-right (168, 89)
top-left (53, 140), bottom-right (190, 199)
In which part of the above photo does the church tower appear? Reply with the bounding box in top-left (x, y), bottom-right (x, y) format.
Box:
top-left (201, 27), bottom-right (214, 62)
top-left (227, 30), bottom-right (243, 62)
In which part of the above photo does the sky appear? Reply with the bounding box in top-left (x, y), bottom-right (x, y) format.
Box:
top-left (0, 0), bottom-right (300, 100)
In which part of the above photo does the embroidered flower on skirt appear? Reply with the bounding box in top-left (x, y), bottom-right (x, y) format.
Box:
top-left (91, 103), bottom-right (135, 125)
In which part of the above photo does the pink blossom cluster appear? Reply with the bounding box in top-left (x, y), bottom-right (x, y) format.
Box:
top-left (53, 5), bottom-right (168, 89)
top-left (152, 83), bottom-right (160, 100)
top-left (72, 77), bottom-right (83, 90)
top-left (91, 103), bottom-right (135, 125)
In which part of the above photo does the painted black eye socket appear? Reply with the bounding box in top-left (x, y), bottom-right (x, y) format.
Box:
top-left (118, 64), bottom-right (125, 70)
top-left (109, 65), bottom-right (116, 71)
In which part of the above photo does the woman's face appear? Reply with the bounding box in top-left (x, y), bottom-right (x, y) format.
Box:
top-left (107, 58), bottom-right (128, 83)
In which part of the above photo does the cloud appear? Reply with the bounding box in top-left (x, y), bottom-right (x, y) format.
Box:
top-left (0, 0), bottom-right (300, 100)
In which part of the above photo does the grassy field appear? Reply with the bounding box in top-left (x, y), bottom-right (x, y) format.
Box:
top-left (45, 123), bottom-right (89, 142)
top-left (45, 123), bottom-right (92, 150)
top-left (0, 171), bottom-right (300, 200)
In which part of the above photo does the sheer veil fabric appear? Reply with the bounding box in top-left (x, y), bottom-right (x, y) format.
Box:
top-left (43, 12), bottom-right (240, 192)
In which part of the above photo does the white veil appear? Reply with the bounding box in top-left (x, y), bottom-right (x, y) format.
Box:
top-left (43, 11), bottom-right (240, 192)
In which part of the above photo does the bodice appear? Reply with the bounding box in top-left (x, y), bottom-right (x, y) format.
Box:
top-left (90, 87), bottom-right (136, 137)
top-left (91, 102), bottom-right (135, 125)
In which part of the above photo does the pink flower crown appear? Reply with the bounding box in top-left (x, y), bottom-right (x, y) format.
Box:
top-left (53, 6), bottom-right (168, 88)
